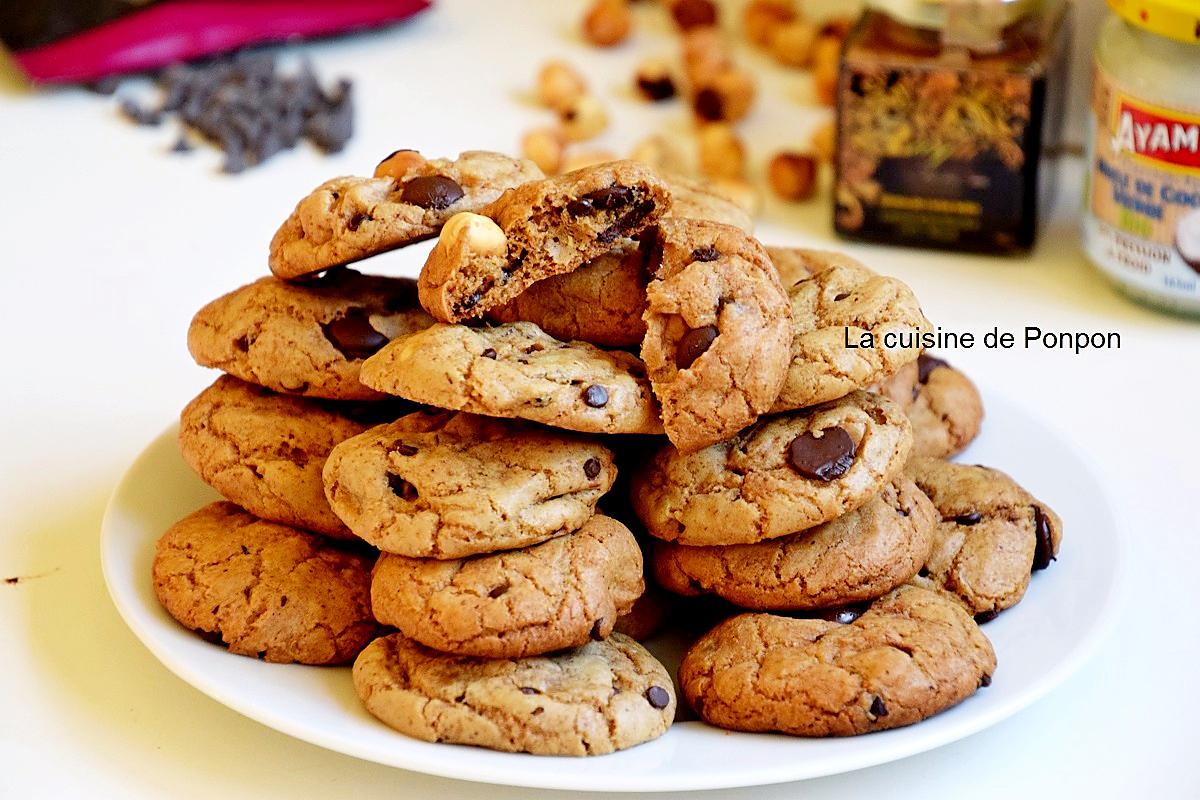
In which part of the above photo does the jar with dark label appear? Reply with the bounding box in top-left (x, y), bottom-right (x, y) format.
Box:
top-left (834, 0), bottom-right (1071, 253)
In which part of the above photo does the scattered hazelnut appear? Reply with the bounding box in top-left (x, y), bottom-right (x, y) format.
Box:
top-left (768, 152), bottom-right (818, 201)
top-left (693, 68), bottom-right (756, 123)
top-left (743, 0), bottom-right (795, 47)
top-left (561, 148), bottom-right (619, 173)
top-left (536, 60), bottom-right (588, 111)
top-left (769, 20), bottom-right (819, 68)
top-left (710, 178), bottom-right (761, 217)
top-left (635, 59), bottom-right (677, 102)
top-left (559, 94), bottom-right (609, 141)
top-left (682, 28), bottom-right (729, 82)
top-left (812, 119), bottom-right (836, 162)
top-left (670, 0), bottom-right (718, 30)
top-left (629, 134), bottom-right (689, 175)
top-left (583, 0), bottom-right (632, 47)
top-left (812, 36), bottom-right (843, 106)
top-left (697, 124), bottom-right (745, 181)
top-left (374, 149), bottom-right (426, 180)
top-left (521, 127), bottom-right (565, 175)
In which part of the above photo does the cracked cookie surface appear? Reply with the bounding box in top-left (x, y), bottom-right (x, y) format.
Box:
top-left (679, 585), bottom-right (995, 736)
top-left (323, 410), bottom-right (617, 558)
top-left (371, 515), bottom-right (643, 657)
top-left (152, 502), bottom-right (376, 664)
top-left (633, 391), bottom-right (912, 545)
top-left (769, 249), bottom-right (931, 412)
top-left (418, 161), bottom-right (671, 323)
top-left (187, 268), bottom-right (433, 401)
top-left (907, 457), bottom-right (1062, 620)
top-left (907, 355), bottom-right (984, 458)
top-left (359, 321), bottom-right (663, 434)
top-left (352, 631), bottom-right (675, 755)
top-left (654, 478), bottom-right (936, 609)
top-left (269, 150), bottom-right (541, 279)
top-left (641, 219), bottom-right (793, 453)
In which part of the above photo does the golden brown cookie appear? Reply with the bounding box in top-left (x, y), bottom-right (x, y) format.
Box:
top-left (679, 585), bottom-right (995, 736)
top-left (152, 502), bottom-right (376, 664)
top-left (908, 354), bottom-right (984, 458)
top-left (353, 632), bottom-right (676, 755)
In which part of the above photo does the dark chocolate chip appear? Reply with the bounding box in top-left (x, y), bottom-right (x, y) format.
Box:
top-left (675, 324), bottom-right (720, 369)
top-left (400, 175), bottom-right (465, 210)
top-left (980, 673), bottom-right (992, 687)
top-left (833, 292), bottom-right (850, 301)
top-left (582, 385), bottom-right (609, 407)
top-left (691, 245), bottom-right (720, 262)
top-left (869, 695), bottom-right (888, 718)
top-left (1031, 505), bottom-right (1055, 571)
top-left (917, 566), bottom-right (930, 578)
top-left (787, 427), bottom-right (856, 481)
top-left (694, 88), bottom-right (724, 121)
top-left (481, 348), bottom-right (498, 359)
top-left (520, 686), bottom-right (540, 695)
top-left (955, 511), bottom-right (983, 526)
top-left (322, 308), bottom-right (388, 359)
top-left (347, 212), bottom-right (371, 232)
top-left (974, 609), bottom-right (1001, 624)
top-left (387, 474), bottom-right (419, 500)
top-left (637, 75), bottom-right (677, 101)
top-left (590, 619), bottom-right (605, 639)
top-left (568, 185), bottom-right (633, 216)
top-left (645, 685), bottom-right (671, 709)
top-left (672, 0), bottom-right (718, 30)
top-left (584, 457), bottom-right (602, 479)
top-left (488, 582), bottom-right (509, 598)
top-left (917, 353), bottom-right (949, 384)
top-left (393, 444), bottom-right (418, 456)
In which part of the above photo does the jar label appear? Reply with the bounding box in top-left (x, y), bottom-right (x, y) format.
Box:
top-left (1085, 61), bottom-right (1200, 303)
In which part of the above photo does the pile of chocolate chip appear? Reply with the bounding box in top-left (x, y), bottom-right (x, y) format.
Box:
top-left (114, 50), bottom-right (353, 173)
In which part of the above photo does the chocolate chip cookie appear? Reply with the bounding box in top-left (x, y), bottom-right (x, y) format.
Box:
top-left (654, 478), bottom-right (936, 609)
top-left (417, 161), bottom-right (671, 323)
top-left (640, 219), bottom-right (793, 452)
top-left (667, 174), bottom-right (754, 232)
top-left (187, 268), bottom-right (433, 400)
top-left (679, 585), bottom-right (995, 736)
top-left (907, 457), bottom-right (1062, 621)
top-left (359, 321), bottom-right (663, 435)
top-left (269, 150), bottom-right (542, 279)
top-left (769, 249), bottom-right (932, 412)
top-left (633, 391), bottom-right (913, 545)
top-left (908, 354), bottom-right (984, 458)
top-left (323, 411), bottom-right (617, 558)
top-left (353, 632), bottom-right (675, 755)
top-left (371, 515), bottom-right (643, 657)
top-left (152, 502), bottom-right (376, 664)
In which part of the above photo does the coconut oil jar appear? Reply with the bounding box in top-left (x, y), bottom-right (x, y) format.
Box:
top-left (1083, 0), bottom-right (1200, 316)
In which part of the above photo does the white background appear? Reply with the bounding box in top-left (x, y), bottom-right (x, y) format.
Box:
top-left (1, 1), bottom-right (1195, 797)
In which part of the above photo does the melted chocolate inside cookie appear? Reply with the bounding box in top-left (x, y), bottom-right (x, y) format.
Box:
top-left (917, 353), bottom-right (949, 384)
top-left (387, 474), bottom-right (419, 500)
top-left (787, 427), bottom-right (856, 481)
top-left (322, 308), bottom-right (388, 359)
top-left (1031, 505), bottom-right (1055, 571)
top-left (675, 324), bottom-right (720, 369)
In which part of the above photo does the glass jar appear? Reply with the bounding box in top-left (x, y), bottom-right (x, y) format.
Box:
top-left (1082, 0), bottom-right (1200, 317)
top-left (834, 0), bottom-right (1071, 253)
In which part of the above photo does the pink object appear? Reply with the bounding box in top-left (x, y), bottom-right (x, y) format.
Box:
top-left (12, 0), bottom-right (431, 84)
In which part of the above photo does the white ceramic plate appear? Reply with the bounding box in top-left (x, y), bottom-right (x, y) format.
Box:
top-left (100, 388), bottom-right (1122, 793)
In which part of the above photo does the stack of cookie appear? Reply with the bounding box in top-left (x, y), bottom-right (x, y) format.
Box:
top-left (155, 147), bottom-right (1063, 755)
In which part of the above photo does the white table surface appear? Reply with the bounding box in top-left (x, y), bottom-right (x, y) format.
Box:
top-left (1, 1), bottom-right (1196, 797)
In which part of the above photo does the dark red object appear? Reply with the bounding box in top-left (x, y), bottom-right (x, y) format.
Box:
top-left (8, 0), bottom-right (431, 84)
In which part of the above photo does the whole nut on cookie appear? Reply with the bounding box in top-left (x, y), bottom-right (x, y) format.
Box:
top-left (440, 212), bottom-right (508, 256)
top-left (559, 94), bottom-right (609, 142)
top-left (583, 0), bottom-right (632, 47)
top-left (373, 148), bottom-right (427, 179)
top-left (536, 60), bottom-right (588, 111)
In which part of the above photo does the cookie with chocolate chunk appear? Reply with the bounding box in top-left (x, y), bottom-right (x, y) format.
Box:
top-left (678, 585), bottom-right (995, 736)
top-left (908, 354), bottom-right (984, 458)
top-left (353, 632), bottom-right (675, 755)
top-left (417, 161), bottom-right (671, 323)
top-left (323, 410), bottom-right (617, 558)
top-left (269, 150), bottom-right (541, 279)
top-left (153, 502), bottom-right (376, 664)
top-left (907, 457), bottom-right (1062, 620)
top-left (187, 268), bottom-right (433, 400)
top-left (640, 219), bottom-right (793, 453)
top-left (654, 478), bottom-right (936, 609)
top-left (632, 391), bottom-right (912, 545)
top-left (359, 321), bottom-right (663, 435)
top-left (371, 515), bottom-right (643, 657)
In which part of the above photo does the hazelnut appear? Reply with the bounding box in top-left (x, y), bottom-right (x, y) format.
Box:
top-left (561, 149), bottom-right (619, 173)
top-left (768, 152), bottom-right (818, 201)
top-left (682, 28), bottom-right (729, 83)
top-left (670, 0), bottom-right (718, 30)
top-left (769, 20), bottom-right (818, 68)
top-left (811, 119), bottom-right (836, 162)
top-left (694, 68), bottom-right (756, 123)
top-left (536, 60), bottom-right (588, 111)
top-left (743, 0), bottom-right (795, 47)
top-left (583, 0), bottom-right (632, 47)
top-left (374, 149), bottom-right (427, 180)
top-left (635, 59), bottom-right (677, 102)
top-left (439, 212), bottom-right (508, 258)
top-left (811, 36), bottom-right (843, 106)
top-left (521, 127), bottom-right (565, 175)
top-left (697, 124), bottom-right (745, 181)
top-left (629, 134), bottom-right (689, 175)
top-left (559, 94), bottom-right (609, 142)
top-left (710, 178), bottom-right (761, 217)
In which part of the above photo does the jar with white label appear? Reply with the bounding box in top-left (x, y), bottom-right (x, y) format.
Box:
top-left (1083, 0), bottom-right (1200, 316)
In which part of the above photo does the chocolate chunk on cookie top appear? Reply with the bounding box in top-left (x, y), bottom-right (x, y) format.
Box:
top-left (678, 585), bottom-right (995, 736)
top-left (371, 515), bottom-right (644, 657)
top-left (359, 321), bottom-right (663, 435)
top-left (640, 219), bottom-right (793, 453)
top-left (152, 502), bottom-right (376, 665)
top-left (187, 269), bottom-right (433, 401)
top-left (417, 160), bottom-right (671, 323)
top-left (323, 411), bottom-right (617, 558)
top-left (352, 632), bottom-right (675, 755)
top-left (907, 457), bottom-right (1063, 619)
top-left (633, 391), bottom-right (912, 545)
top-left (268, 150), bottom-right (542, 279)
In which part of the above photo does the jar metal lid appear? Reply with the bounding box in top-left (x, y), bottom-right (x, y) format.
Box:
top-left (865, 0), bottom-right (1039, 31)
top-left (1107, 0), bottom-right (1200, 44)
